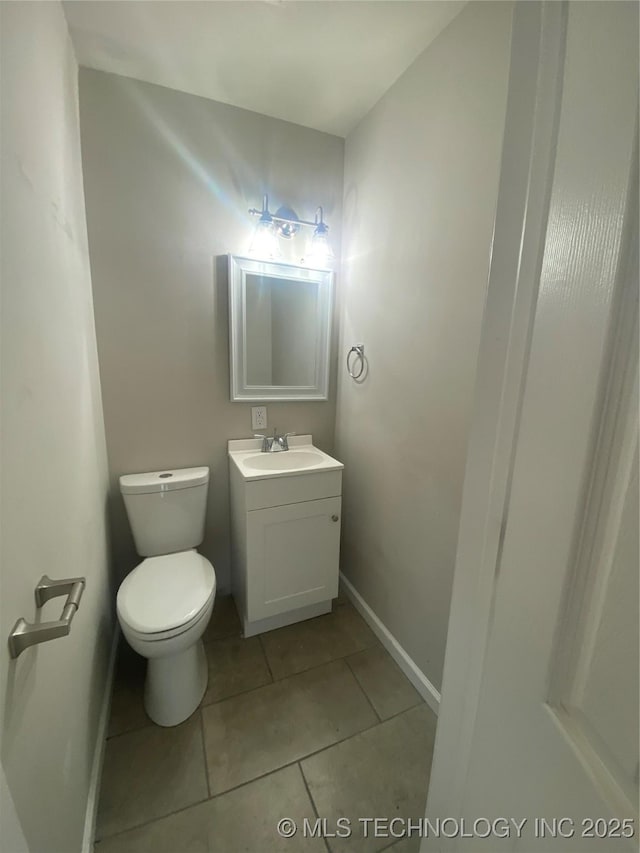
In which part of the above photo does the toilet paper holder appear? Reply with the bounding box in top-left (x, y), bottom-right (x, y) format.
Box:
top-left (8, 574), bottom-right (86, 659)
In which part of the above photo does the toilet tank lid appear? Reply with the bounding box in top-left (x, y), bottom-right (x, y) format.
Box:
top-left (120, 466), bottom-right (209, 495)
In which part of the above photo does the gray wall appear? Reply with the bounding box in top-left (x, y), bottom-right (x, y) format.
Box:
top-left (78, 70), bottom-right (344, 590)
top-left (336, 1), bottom-right (513, 692)
top-left (0, 3), bottom-right (113, 850)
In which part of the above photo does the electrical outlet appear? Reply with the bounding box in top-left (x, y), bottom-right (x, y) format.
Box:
top-left (251, 406), bottom-right (267, 431)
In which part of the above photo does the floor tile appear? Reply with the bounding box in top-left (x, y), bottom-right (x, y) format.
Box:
top-left (201, 659), bottom-right (378, 795)
top-left (260, 603), bottom-right (378, 680)
top-left (202, 595), bottom-right (241, 643)
top-left (300, 704), bottom-right (437, 853)
top-left (383, 838), bottom-right (421, 852)
top-left (346, 646), bottom-right (422, 721)
top-left (107, 643), bottom-right (149, 738)
top-left (201, 635), bottom-right (272, 705)
top-left (95, 764), bottom-right (325, 853)
top-left (96, 714), bottom-right (208, 839)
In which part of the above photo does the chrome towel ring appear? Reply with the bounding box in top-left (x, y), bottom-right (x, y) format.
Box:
top-left (346, 344), bottom-right (365, 380)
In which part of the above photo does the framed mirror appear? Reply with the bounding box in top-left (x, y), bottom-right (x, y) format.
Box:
top-left (228, 255), bottom-right (333, 401)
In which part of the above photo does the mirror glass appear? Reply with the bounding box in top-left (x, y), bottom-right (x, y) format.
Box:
top-left (228, 255), bottom-right (333, 401)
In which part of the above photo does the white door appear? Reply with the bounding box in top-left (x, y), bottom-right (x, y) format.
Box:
top-left (425, 2), bottom-right (638, 850)
top-left (247, 497), bottom-right (341, 620)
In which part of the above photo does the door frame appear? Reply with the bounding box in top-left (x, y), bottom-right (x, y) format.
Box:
top-left (425, 0), bottom-right (638, 845)
top-left (424, 0), bottom-right (568, 839)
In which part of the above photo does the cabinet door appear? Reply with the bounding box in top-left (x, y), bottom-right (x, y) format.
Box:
top-left (246, 496), bottom-right (341, 621)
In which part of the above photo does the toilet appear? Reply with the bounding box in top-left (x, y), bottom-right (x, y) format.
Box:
top-left (117, 466), bottom-right (216, 727)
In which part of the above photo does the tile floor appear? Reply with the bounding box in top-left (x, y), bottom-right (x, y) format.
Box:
top-left (95, 595), bottom-right (438, 852)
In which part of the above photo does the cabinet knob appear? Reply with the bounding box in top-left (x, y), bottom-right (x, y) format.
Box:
top-left (331, 514), bottom-right (339, 522)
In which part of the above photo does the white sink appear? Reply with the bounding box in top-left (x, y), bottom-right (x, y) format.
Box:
top-left (243, 450), bottom-right (325, 472)
top-left (228, 434), bottom-right (343, 481)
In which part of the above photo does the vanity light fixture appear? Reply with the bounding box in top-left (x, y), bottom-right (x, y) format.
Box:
top-left (305, 207), bottom-right (334, 268)
top-left (248, 194), bottom-right (334, 267)
top-left (248, 198), bottom-right (281, 260)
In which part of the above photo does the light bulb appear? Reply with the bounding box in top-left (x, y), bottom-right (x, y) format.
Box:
top-left (249, 216), bottom-right (281, 260)
top-left (305, 223), bottom-right (334, 268)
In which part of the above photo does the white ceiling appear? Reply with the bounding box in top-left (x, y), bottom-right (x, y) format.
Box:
top-left (63, 1), bottom-right (466, 137)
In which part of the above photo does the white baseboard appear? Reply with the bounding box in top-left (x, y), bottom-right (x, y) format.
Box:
top-left (82, 625), bottom-right (119, 853)
top-left (339, 573), bottom-right (441, 716)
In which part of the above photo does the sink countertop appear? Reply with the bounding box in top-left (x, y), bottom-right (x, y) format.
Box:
top-left (228, 434), bottom-right (344, 481)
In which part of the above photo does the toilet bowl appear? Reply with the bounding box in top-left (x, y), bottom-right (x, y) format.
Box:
top-left (117, 467), bottom-right (216, 727)
top-left (117, 549), bottom-right (215, 726)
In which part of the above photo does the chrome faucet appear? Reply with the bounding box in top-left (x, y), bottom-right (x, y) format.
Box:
top-left (254, 429), bottom-right (296, 452)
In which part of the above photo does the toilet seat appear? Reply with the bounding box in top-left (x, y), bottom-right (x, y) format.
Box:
top-left (122, 596), bottom-right (214, 644)
top-left (117, 550), bottom-right (216, 639)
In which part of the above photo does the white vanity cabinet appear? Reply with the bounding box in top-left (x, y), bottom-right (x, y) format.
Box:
top-left (228, 436), bottom-right (343, 637)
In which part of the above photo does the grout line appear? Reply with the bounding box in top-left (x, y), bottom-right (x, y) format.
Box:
top-left (96, 755), bottom-right (333, 843)
top-left (106, 721), bottom-right (152, 741)
top-left (108, 675), bottom-right (423, 747)
top-left (265, 639), bottom-right (378, 684)
top-left (98, 697), bottom-right (426, 843)
top-left (299, 762), bottom-right (320, 820)
top-left (105, 611), bottom-right (409, 746)
top-left (99, 606), bottom-right (426, 841)
top-left (257, 633), bottom-right (276, 683)
top-left (343, 655), bottom-right (382, 724)
top-left (202, 629), bottom-right (243, 649)
top-left (298, 762), bottom-right (332, 853)
top-left (374, 700), bottom-right (426, 726)
top-left (377, 825), bottom-right (429, 852)
top-left (101, 717), bottom-right (388, 843)
top-left (295, 702), bottom-right (423, 767)
top-left (203, 717), bottom-right (386, 804)
top-left (106, 623), bottom-right (398, 745)
top-left (379, 838), bottom-right (404, 852)
top-left (95, 794), bottom-right (212, 844)
top-left (261, 617), bottom-right (381, 684)
top-left (106, 703), bottom-right (194, 742)
top-left (107, 642), bottom-right (269, 743)
top-left (197, 653), bottom-right (351, 714)
top-left (199, 632), bottom-right (276, 708)
top-left (198, 710), bottom-right (211, 799)
top-left (343, 651), bottom-right (426, 723)
top-left (108, 675), bottom-right (271, 743)
top-left (198, 676), bottom-right (273, 711)
top-left (254, 602), bottom-right (378, 682)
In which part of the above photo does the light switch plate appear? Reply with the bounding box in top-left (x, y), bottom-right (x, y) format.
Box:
top-left (251, 406), bottom-right (267, 431)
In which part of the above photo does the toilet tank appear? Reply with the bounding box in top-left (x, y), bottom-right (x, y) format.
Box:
top-left (120, 467), bottom-right (209, 557)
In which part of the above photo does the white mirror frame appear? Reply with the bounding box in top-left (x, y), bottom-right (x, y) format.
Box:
top-left (228, 254), bottom-right (333, 402)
